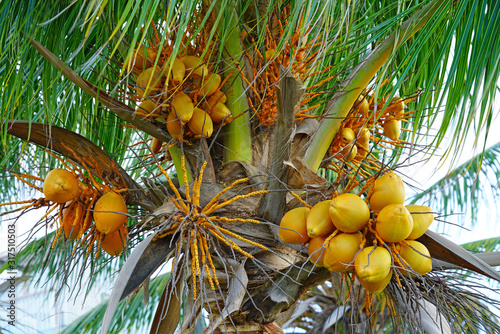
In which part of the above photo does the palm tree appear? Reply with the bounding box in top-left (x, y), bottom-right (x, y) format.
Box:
top-left (1, 0), bottom-right (500, 333)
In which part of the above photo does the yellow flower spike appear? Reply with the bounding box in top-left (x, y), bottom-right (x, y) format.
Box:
top-left (202, 177), bottom-right (250, 213)
top-left (190, 243), bottom-right (197, 301)
top-left (289, 192), bottom-right (312, 209)
top-left (202, 236), bottom-right (219, 286)
top-left (193, 161), bottom-right (208, 208)
top-left (215, 226), bottom-right (268, 251)
top-left (158, 164), bottom-right (189, 213)
top-left (203, 190), bottom-right (268, 215)
top-left (210, 216), bottom-right (261, 225)
top-left (209, 228), bottom-right (254, 259)
top-left (181, 156), bottom-right (191, 204)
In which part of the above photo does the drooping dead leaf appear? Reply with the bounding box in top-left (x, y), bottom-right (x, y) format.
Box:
top-left (420, 230), bottom-right (500, 281)
top-left (286, 158), bottom-right (329, 190)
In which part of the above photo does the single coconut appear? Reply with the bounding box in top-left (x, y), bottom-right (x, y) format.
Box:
top-left (329, 193), bottom-right (370, 233)
top-left (278, 207), bottom-right (311, 244)
top-left (135, 99), bottom-right (159, 116)
top-left (101, 224), bottom-right (128, 256)
top-left (94, 192), bottom-right (128, 235)
top-left (188, 108), bottom-right (213, 137)
top-left (354, 246), bottom-right (392, 283)
top-left (341, 144), bottom-right (357, 161)
top-left (375, 204), bottom-right (413, 243)
top-left (358, 269), bottom-right (392, 294)
top-left (307, 200), bottom-right (336, 238)
top-left (182, 56), bottom-right (209, 78)
top-left (356, 97), bottom-right (369, 117)
top-left (135, 67), bottom-right (162, 98)
top-left (405, 204), bottom-right (434, 239)
top-left (200, 73), bottom-right (222, 97)
top-left (308, 235), bottom-right (328, 267)
top-left (166, 112), bottom-right (183, 138)
top-left (340, 128), bottom-right (355, 144)
top-left (383, 119), bottom-right (401, 141)
top-left (171, 92), bottom-right (194, 123)
top-left (368, 171), bottom-right (405, 214)
top-left (164, 57), bottom-right (185, 83)
top-left (324, 233), bottom-right (363, 272)
top-left (208, 102), bottom-right (231, 123)
top-left (208, 90), bottom-right (227, 104)
top-left (43, 168), bottom-right (80, 203)
top-left (128, 45), bottom-right (156, 71)
top-left (150, 138), bottom-right (162, 154)
top-left (399, 240), bottom-right (432, 276)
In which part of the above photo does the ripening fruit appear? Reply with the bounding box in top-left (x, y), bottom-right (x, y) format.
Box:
top-left (171, 92), bottom-right (194, 123)
top-left (62, 202), bottom-right (84, 239)
top-left (324, 233), bottom-right (362, 272)
top-left (307, 200), bottom-right (335, 238)
top-left (150, 138), bottom-right (162, 154)
top-left (383, 119), bottom-right (401, 141)
top-left (94, 192), bottom-right (128, 235)
top-left (358, 269), bottom-right (392, 294)
top-left (329, 193), bottom-right (370, 233)
top-left (355, 246), bottom-right (392, 283)
top-left (368, 171), bottom-right (405, 214)
top-left (101, 225), bottom-right (128, 256)
top-left (165, 57), bottom-right (185, 83)
top-left (43, 169), bottom-right (80, 203)
top-left (182, 56), bottom-right (209, 78)
top-left (208, 90), bottom-right (227, 104)
top-left (200, 73), bottom-right (222, 97)
top-left (209, 102), bottom-right (231, 123)
top-left (166, 112), bottom-right (183, 138)
top-left (375, 204), bottom-right (413, 243)
top-left (388, 97), bottom-right (405, 118)
top-left (356, 97), bottom-right (369, 117)
top-left (341, 144), bottom-right (357, 161)
top-left (136, 67), bottom-right (162, 98)
top-left (128, 46), bottom-right (156, 70)
top-left (340, 128), bottom-right (355, 144)
top-left (265, 48), bottom-right (275, 60)
top-left (308, 235), bottom-right (328, 266)
top-left (405, 205), bottom-right (434, 239)
top-left (188, 108), bottom-right (213, 137)
top-left (399, 240), bottom-right (432, 276)
top-left (279, 207), bottom-right (310, 244)
top-left (135, 99), bottom-right (158, 116)
top-left (357, 128), bottom-right (370, 145)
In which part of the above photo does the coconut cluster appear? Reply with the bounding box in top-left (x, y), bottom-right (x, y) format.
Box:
top-left (278, 170), bottom-right (435, 294)
top-left (128, 48), bottom-right (231, 143)
top-left (43, 168), bottom-right (128, 256)
top-left (330, 96), bottom-right (406, 162)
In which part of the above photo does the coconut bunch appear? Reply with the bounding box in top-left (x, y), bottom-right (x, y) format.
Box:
top-left (279, 170), bottom-right (435, 295)
top-left (328, 94), bottom-right (412, 165)
top-left (44, 167), bottom-right (129, 257)
top-left (125, 29), bottom-right (231, 153)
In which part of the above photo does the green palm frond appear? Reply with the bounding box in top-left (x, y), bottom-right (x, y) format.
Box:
top-left (410, 141), bottom-right (500, 226)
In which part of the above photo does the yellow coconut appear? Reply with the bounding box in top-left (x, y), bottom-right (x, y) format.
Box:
top-left (383, 119), bottom-right (401, 141)
top-left (356, 97), bottom-right (369, 117)
top-left (323, 233), bottom-right (363, 272)
top-left (150, 138), bottom-right (163, 154)
top-left (358, 269), bottom-right (392, 294)
top-left (399, 240), bottom-right (432, 276)
top-left (43, 169), bottom-right (80, 203)
top-left (128, 45), bottom-right (156, 70)
top-left (329, 193), bottom-right (370, 233)
top-left (135, 99), bottom-right (159, 116)
top-left (375, 204), bottom-right (413, 243)
top-left (200, 73), bottom-right (222, 97)
top-left (62, 202), bottom-right (84, 239)
top-left (278, 207), bottom-right (311, 244)
top-left (354, 246), bottom-right (392, 283)
top-left (136, 67), bottom-right (162, 98)
top-left (188, 108), bottom-right (213, 137)
top-left (405, 204), bottom-right (434, 239)
top-left (340, 128), bottom-right (355, 144)
top-left (164, 57), bottom-right (185, 83)
top-left (166, 112), bottom-right (183, 138)
top-left (265, 48), bottom-right (275, 60)
top-left (209, 102), bottom-right (231, 123)
top-left (307, 200), bottom-right (336, 238)
top-left (182, 56), bottom-right (209, 78)
top-left (101, 225), bottom-right (128, 256)
top-left (94, 192), bottom-right (128, 235)
top-left (388, 97), bottom-right (405, 118)
top-left (357, 128), bottom-right (370, 145)
top-left (368, 171), bottom-right (405, 214)
top-left (208, 90), bottom-right (227, 104)
top-left (308, 235), bottom-right (328, 267)
top-left (341, 144), bottom-right (357, 161)
top-left (171, 92), bottom-right (194, 123)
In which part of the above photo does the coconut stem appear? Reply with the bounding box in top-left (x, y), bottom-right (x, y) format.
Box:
top-left (215, 0), bottom-right (252, 163)
top-left (303, 0), bottom-right (447, 171)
